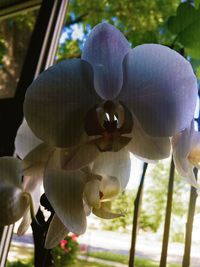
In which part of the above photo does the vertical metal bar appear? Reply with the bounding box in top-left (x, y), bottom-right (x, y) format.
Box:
top-left (0, 0), bottom-right (69, 266)
top-left (44, 0), bottom-right (69, 69)
top-left (0, 225), bottom-right (14, 267)
top-left (129, 162), bottom-right (148, 267)
top-left (182, 168), bottom-right (198, 267)
top-left (159, 158), bottom-right (175, 267)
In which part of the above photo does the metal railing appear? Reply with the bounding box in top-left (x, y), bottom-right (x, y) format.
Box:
top-left (129, 161), bottom-right (198, 267)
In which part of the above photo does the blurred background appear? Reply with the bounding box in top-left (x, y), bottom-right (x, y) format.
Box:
top-left (1, 0), bottom-right (200, 266)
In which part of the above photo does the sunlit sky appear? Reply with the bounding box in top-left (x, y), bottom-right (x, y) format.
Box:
top-left (59, 24), bottom-right (85, 43)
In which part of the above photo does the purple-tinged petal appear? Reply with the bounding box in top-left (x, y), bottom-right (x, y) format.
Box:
top-left (119, 44), bottom-right (198, 137)
top-left (82, 23), bottom-right (130, 99)
top-left (24, 59), bottom-right (101, 148)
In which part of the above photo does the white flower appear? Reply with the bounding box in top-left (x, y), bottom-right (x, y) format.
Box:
top-left (0, 156), bottom-right (42, 235)
top-left (172, 121), bottom-right (200, 187)
top-left (0, 22), bottom-right (198, 248)
top-left (44, 147), bottom-right (130, 248)
top-left (24, 23), bottom-right (197, 162)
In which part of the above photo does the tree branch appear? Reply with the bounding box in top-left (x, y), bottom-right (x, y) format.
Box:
top-left (65, 12), bottom-right (89, 27)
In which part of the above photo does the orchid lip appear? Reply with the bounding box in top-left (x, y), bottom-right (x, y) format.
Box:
top-left (84, 100), bottom-right (133, 152)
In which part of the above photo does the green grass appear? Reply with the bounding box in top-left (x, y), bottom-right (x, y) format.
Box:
top-left (88, 251), bottom-right (180, 267)
top-left (88, 251), bottom-right (128, 264)
top-left (7, 259), bottom-right (114, 267)
top-left (70, 259), bottom-right (115, 267)
top-left (7, 261), bottom-right (33, 267)
top-left (8, 244), bottom-right (180, 267)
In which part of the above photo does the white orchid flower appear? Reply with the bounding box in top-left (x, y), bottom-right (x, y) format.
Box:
top-left (6, 119), bottom-right (129, 241)
top-left (0, 121), bottom-right (47, 234)
top-left (172, 121), bottom-right (200, 187)
top-left (23, 22), bottom-right (197, 163)
top-left (0, 157), bottom-right (42, 235)
top-left (44, 147), bottom-right (131, 249)
top-left (0, 22), bottom-right (198, 247)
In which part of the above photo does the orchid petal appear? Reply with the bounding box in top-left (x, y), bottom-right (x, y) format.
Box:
top-left (82, 23), bottom-right (130, 99)
top-left (17, 189), bottom-right (41, 235)
top-left (0, 157), bottom-right (23, 187)
top-left (83, 200), bottom-right (92, 216)
top-left (23, 176), bottom-right (42, 216)
top-left (93, 202), bottom-right (123, 219)
top-left (188, 131), bottom-right (200, 169)
top-left (44, 168), bottom-right (86, 235)
top-left (15, 120), bottom-right (42, 159)
top-left (22, 143), bottom-right (54, 176)
top-left (0, 189), bottom-right (30, 225)
top-left (99, 176), bottom-right (121, 200)
top-left (17, 209), bottom-right (31, 236)
top-left (46, 145), bottom-right (99, 172)
top-left (94, 136), bottom-right (132, 152)
top-left (119, 44), bottom-right (198, 137)
top-left (92, 149), bottom-right (131, 189)
top-left (61, 143), bottom-right (100, 171)
top-left (83, 179), bottom-right (101, 209)
top-left (0, 157), bottom-right (31, 225)
top-left (24, 59), bottom-right (101, 147)
top-left (45, 214), bottom-right (69, 249)
top-left (172, 123), bottom-right (198, 187)
top-left (127, 115), bottom-right (171, 160)
top-left (132, 154), bottom-right (158, 164)
top-left (17, 175), bottom-right (42, 235)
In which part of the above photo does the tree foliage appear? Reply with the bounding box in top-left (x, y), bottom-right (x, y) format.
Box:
top-left (0, 12), bottom-right (37, 98)
top-left (140, 161), bottom-right (189, 233)
top-left (99, 161), bottom-right (191, 234)
top-left (57, 0), bottom-right (180, 60)
top-left (167, 2), bottom-right (200, 58)
top-left (100, 190), bottom-right (135, 232)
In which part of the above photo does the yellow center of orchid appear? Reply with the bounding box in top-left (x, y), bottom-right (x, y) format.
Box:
top-left (188, 148), bottom-right (200, 168)
top-left (83, 176), bottom-right (121, 210)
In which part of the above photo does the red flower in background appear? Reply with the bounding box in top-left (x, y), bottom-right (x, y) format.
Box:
top-left (70, 234), bottom-right (78, 241)
top-left (60, 239), bottom-right (67, 249)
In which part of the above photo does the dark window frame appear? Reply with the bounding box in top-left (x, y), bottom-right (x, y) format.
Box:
top-left (0, 1), bottom-right (69, 266)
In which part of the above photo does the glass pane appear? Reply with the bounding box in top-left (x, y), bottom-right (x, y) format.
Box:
top-left (0, 9), bottom-right (38, 98)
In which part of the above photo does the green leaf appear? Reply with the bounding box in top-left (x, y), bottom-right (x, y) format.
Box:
top-left (167, 3), bottom-right (199, 34)
top-left (167, 2), bottom-right (200, 58)
top-left (196, 65), bottom-right (200, 79)
top-left (195, 0), bottom-right (200, 9)
top-left (0, 39), bottom-right (6, 65)
top-left (178, 19), bottom-right (200, 58)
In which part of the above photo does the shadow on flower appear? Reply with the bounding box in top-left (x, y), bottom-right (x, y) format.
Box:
top-left (0, 22), bottom-right (199, 251)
